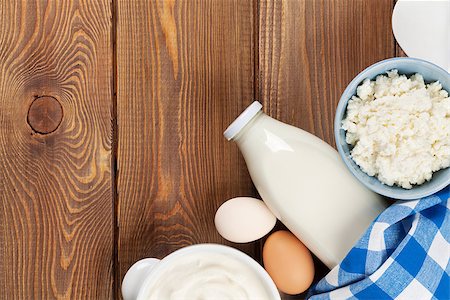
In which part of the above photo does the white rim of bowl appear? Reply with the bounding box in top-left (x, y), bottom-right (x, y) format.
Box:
top-left (136, 243), bottom-right (281, 300)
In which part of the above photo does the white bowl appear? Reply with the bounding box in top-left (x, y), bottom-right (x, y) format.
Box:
top-left (122, 244), bottom-right (281, 300)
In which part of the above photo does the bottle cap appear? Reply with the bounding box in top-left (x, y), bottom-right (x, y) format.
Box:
top-left (224, 101), bottom-right (263, 141)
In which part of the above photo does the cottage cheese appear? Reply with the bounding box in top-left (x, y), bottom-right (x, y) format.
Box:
top-left (342, 70), bottom-right (450, 189)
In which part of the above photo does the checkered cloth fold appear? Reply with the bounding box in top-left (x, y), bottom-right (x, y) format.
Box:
top-left (308, 187), bottom-right (449, 300)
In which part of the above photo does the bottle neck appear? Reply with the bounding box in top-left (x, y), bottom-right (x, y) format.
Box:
top-left (232, 111), bottom-right (265, 145)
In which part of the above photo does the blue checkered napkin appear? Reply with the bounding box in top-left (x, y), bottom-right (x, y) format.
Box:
top-left (308, 187), bottom-right (449, 300)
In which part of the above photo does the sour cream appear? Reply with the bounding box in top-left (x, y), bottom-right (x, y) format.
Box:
top-left (140, 251), bottom-right (272, 300)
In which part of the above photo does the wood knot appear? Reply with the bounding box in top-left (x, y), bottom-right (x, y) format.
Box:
top-left (27, 96), bottom-right (63, 134)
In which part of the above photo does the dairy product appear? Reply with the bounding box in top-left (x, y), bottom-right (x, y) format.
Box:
top-left (224, 102), bottom-right (387, 268)
top-left (342, 70), bottom-right (450, 189)
top-left (140, 252), bottom-right (272, 300)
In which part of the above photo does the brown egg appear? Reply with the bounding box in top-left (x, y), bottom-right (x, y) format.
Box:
top-left (263, 230), bottom-right (315, 295)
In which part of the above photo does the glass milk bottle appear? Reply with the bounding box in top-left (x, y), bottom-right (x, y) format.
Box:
top-left (224, 101), bottom-right (387, 268)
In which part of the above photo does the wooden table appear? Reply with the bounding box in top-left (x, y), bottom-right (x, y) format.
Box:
top-left (0, 0), bottom-right (403, 298)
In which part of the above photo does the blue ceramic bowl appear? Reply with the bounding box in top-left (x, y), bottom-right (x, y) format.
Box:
top-left (335, 57), bottom-right (450, 200)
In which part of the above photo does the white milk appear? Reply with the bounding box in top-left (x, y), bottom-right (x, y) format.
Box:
top-left (224, 102), bottom-right (387, 268)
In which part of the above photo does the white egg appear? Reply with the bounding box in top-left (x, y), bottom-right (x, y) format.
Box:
top-left (215, 197), bottom-right (277, 243)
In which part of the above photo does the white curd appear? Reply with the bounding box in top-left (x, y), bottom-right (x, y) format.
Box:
top-left (342, 70), bottom-right (450, 189)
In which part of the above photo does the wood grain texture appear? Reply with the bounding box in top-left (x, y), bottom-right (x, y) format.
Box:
top-left (116, 0), bottom-right (258, 291)
top-left (0, 0), bottom-right (403, 298)
top-left (0, 1), bottom-right (113, 298)
top-left (259, 0), bottom-right (395, 147)
top-left (396, 44), bottom-right (408, 57)
top-left (27, 96), bottom-right (63, 134)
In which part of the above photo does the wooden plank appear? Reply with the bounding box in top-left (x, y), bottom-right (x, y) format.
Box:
top-left (396, 43), bottom-right (408, 57)
top-left (0, 1), bottom-right (113, 298)
top-left (259, 0), bottom-right (395, 147)
top-left (116, 0), bottom-right (257, 291)
top-left (259, 1), bottom-right (395, 298)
